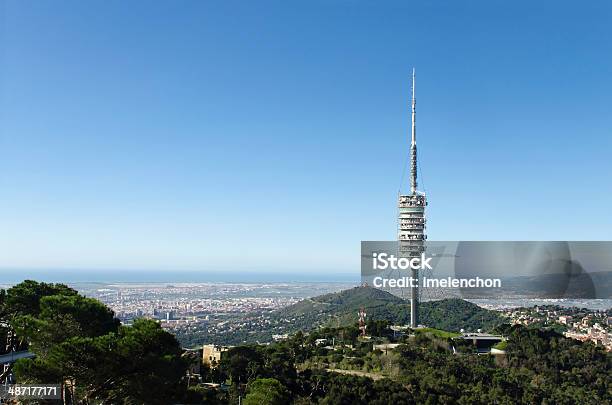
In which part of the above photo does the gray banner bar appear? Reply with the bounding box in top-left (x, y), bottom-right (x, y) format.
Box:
top-left (361, 241), bottom-right (612, 299)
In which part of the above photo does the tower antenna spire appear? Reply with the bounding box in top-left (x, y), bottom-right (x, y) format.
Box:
top-left (410, 68), bottom-right (418, 194)
top-left (398, 67), bottom-right (426, 328)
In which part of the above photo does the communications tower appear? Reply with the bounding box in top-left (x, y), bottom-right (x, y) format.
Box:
top-left (398, 68), bottom-right (427, 328)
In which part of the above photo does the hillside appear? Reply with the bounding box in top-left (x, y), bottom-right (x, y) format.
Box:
top-left (267, 286), bottom-right (407, 332)
top-left (270, 286), bottom-right (503, 333)
top-left (501, 271), bottom-right (612, 298)
top-left (419, 297), bottom-right (503, 331)
top-left (176, 287), bottom-right (506, 346)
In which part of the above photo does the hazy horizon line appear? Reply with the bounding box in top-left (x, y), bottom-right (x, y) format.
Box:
top-left (0, 268), bottom-right (359, 284)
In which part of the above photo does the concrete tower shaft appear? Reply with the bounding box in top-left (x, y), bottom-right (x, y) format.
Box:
top-left (398, 68), bottom-right (427, 328)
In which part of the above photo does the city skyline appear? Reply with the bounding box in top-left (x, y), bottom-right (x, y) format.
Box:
top-left (1, 1), bottom-right (611, 275)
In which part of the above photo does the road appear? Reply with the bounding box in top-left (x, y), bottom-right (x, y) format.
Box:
top-left (326, 368), bottom-right (386, 381)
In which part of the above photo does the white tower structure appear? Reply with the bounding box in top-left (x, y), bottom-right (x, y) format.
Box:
top-left (398, 68), bottom-right (427, 328)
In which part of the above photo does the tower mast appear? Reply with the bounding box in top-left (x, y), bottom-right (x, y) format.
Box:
top-left (410, 68), bottom-right (417, 194)
top-left (398, 68), bottom-right (426, 328)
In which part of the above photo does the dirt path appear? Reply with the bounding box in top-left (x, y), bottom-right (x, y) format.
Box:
top-left (326, 368), bottom-right (386, 381)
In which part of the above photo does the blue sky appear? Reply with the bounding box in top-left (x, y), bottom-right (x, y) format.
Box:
top-left (1, 1), bottom-right (611, 276)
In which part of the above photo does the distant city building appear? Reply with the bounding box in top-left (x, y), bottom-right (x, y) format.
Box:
top-left (272, 334), bottom-right (288, 341)
top-left (453, 333), bottom-right (504, 353)
top-left (373, 343), bottom-right (401, 354)
top-left (202, 344), bottom-right (229, 367)
top-left (315, 338), bottom-right (328, 346)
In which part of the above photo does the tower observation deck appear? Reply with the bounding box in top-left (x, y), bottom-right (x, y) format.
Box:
top-left (398, 68), bottom-right (427, 328)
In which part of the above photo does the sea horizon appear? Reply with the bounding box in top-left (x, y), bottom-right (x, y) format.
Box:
top-left (0, 269), bottom-right (360, 284)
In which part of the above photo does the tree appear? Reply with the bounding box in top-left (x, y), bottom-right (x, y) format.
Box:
top-left (13, 294), bottom-right (120, 356)
top-left (2, 280), bottom-right (78, 318)
top-left (107, 319), bottom-right (188, 403)
top-left (0, 281), bottom-right (82, 383)
top-left (263, 345), bottom-right (298, 392)
top-left (15, 319), bottom-right (188, 404)
top-left (219, 346), bottom-right (265, 384)
top-left (243, 378), bottom-right (290, 405)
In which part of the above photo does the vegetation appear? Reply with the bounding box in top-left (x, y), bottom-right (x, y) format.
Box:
top-left (244, 378), bottom-right (291, 405)
top-left (174, 287), bottom-right (505, 346)
top-left (274, 287), bottom-right (504, 333)
top-left (204, 323), bottom-right (611, 404)
top-left (414, 328), bottom-right (460, 339)
top-left (1, 280), bottom-right (188, 404)
top-left (2, 281), bottom-right (610, 404)
top-left (419, 297), bottom-right (503, 332)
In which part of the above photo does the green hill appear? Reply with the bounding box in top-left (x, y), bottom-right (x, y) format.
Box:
top-left (270, 286), bottom-right (503, 333)
top-left (176, 287), bottom-right (506, 346)
top-left (420, 298), bottom-right (503, 332)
